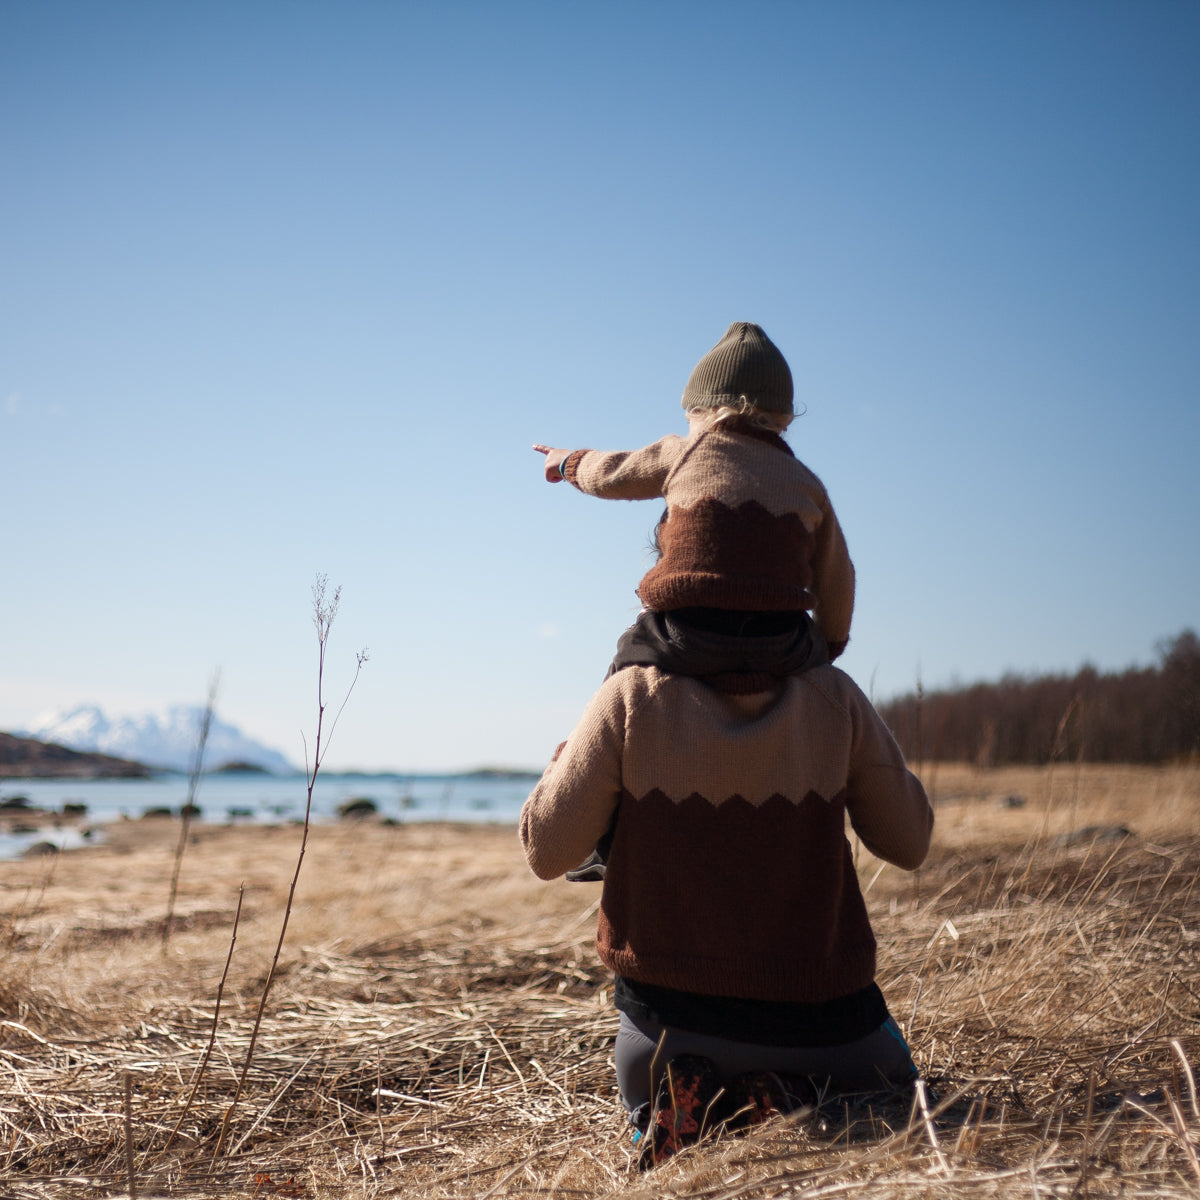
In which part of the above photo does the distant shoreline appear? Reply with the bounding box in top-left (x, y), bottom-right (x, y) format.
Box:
top-left (0, 768), bottom-right (541, 860)
top-left (1, 732), bottom-right (541, 782)
top-left (0, 731), bottom-right (149, 779)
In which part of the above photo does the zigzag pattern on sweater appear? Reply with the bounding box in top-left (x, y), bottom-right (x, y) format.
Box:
top-left (614, 785), bottom-right (843, 811)
top-left (607, 787), bottom-right (851, 865)
top-left (639, 497), bottom-right (818, 612)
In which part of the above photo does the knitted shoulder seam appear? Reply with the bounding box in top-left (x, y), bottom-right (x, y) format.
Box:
top-left (663, 428), bottom-right (712, 486)
top-left (799, 670), bottom-right (856, 726)
top-left (794, 458), bottom-right (830, 505)
top-left (614, 666), bottom-right (678, 737)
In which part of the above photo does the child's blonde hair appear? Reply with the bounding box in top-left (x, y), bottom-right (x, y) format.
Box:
top-left (687, 397), bottom-right (794, 434)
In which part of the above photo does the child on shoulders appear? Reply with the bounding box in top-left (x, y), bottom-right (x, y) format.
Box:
top-left (534, 321), bottom-right (855, 878)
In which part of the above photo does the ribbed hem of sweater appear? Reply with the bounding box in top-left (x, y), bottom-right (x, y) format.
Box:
top-left (638, 573), bottom-right (818, 613)
top-left (599, 944), bottom-right (878, 1006)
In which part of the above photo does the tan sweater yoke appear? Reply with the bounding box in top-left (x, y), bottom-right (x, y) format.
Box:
top-left (563, 425), bottom-right (855, 654)
top-left (520, 666), bottom-right (932, 1004)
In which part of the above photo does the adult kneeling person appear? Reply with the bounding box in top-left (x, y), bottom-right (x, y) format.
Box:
top-left (519, 657), bottom-right (933, 1167)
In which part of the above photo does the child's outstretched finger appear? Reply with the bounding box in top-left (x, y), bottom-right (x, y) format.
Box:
top-left (533, 444), bottom-right (569, 482)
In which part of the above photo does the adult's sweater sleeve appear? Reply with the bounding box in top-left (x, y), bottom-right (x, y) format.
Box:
top-left (842, 686), bottom-right (933, 870)
top-left (564, 435), bottom-right (686, 500)
top-left (810, 495), bottom-right (855, 658)
top-left (519, 680), bottom-right (628, 880)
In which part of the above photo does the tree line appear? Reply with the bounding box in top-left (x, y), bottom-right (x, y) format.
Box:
top-left (876, 630), bottom-right (1200, 766)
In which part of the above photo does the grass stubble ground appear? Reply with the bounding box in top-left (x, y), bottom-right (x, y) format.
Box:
top-left (1, 763), bottom-right (1198, 1199)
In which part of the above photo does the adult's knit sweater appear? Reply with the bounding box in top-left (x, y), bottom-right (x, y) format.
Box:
top-left (520, 666), bottom-right (933, 1005)
top-left (561, 421), bottom-right (855, 656)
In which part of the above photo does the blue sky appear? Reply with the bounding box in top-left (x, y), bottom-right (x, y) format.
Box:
top-left (3, 2), bottom-right (1197, 771)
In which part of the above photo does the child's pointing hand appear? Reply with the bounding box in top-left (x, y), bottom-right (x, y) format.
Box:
top-left (533, 444), bottom-right (570, 483)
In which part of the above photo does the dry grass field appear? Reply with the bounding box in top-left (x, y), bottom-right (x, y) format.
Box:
top-left (2, 763), bottom-right (1198, 1198)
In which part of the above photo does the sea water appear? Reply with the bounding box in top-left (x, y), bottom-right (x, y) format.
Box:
top-left (0, 771), bottom-right (539, 860)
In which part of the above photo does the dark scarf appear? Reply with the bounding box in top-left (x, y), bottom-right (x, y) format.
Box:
top-left (607, 608), bottom-right (828, 694)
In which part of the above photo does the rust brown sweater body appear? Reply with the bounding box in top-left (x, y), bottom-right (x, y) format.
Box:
top-left (562, 423), bottom-right (855, 654)
top-left (520, 666), bottom-right (932, 1005)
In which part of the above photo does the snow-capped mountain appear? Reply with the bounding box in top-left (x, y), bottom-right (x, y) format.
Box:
top-left (20, 704), bottom-right (296, 774)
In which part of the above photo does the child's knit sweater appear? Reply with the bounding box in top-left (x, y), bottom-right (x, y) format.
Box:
top-left (520, 665), bottom-right (932, 1005)
top-left (561, 421), bottom-right (855, 656)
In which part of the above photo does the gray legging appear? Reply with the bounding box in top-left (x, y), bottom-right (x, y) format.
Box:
top-left (614, 1009), bottom-right (917, 1113)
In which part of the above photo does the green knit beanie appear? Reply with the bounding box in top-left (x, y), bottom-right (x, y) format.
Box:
top-left (681, 322), bottom-right (793, 414)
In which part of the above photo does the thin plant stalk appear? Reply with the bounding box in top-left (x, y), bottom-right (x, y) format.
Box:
top-left (163, 671), bottom-right (220, 948)
top-left (1038, 693), bottom-right (1083, 844)
top-left (160, 883), bottom-right (244, 1157)
top-left (214, 576), bottom-right (366, 1159)
top-left (124, 1071), bottom-right (137, 1200)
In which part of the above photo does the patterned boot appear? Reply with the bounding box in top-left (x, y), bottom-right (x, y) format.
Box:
top-left (639, 1054), bottom-right (722, 1169)
top-left (726, 1071), bottom-right (814, 1128)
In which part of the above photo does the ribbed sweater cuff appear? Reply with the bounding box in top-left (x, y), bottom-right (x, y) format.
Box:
top-left (562, 449), bottom-right (587, 486)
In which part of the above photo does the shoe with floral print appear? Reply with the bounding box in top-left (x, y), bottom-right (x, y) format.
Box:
top-left (639, 1054), bottom-right (722, 1169)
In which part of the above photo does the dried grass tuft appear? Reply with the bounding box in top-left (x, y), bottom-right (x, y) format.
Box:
top-left (1, 764), bottom-right (1198, 1198)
